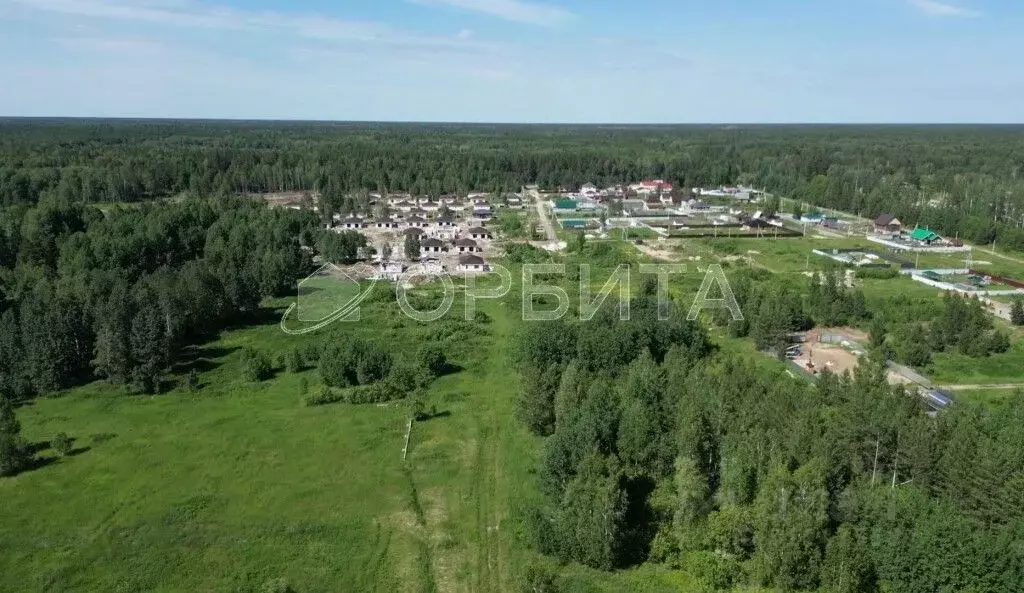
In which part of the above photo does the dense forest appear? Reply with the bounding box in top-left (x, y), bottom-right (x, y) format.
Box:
top-left (512, 285), bottom-right (1024, 592)
top-left (2, 120), bottom-right (1024, 249)
top-left (0, 196), bottom-right (318, 404)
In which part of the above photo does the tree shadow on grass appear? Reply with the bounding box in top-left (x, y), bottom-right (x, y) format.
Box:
top-left (418, 409), bottom-right (452, 422)
top-left (437, 363), bottom-right (464, 378)
top-left (173, 344), bottom-right (240, 374)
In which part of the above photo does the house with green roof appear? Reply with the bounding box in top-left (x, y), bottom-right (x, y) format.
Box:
top-left (909, 227), bottom-right (941, 244)
top-left (552, 199), bottom-right (578, 213)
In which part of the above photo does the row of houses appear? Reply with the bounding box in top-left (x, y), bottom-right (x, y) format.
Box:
top-left (376, 253), bottom-right (491, 279)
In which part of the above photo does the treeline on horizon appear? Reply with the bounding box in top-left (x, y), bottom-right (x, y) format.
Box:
top-left (2, 120), bottom-right (1024, 249)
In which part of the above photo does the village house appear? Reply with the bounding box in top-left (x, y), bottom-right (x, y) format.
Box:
top-left (457, 254), bottom-right (489, 273)
top-left (473, 203), bottom-right (493, 219)
top-left (468, 227), bottom-right (492, 240)
top-left (435, 215), bottom-right (455, 229)
top-left (453, 238), bottom-right (482, 253)
top-left (376, 261), bottom-right (407, 281)
top-left (403, 227), bottom-right (425, 238)
top-left (405, 216), bottom-right (428, 228)
top-left (552, 199), bottom-right (578, 214)
top-left (579, 183), bottom-right (599, 198)
top-left (373, 219), bottom-right (399, 230)
top-left (420, 237), bottom-right (446, 256)
top-left (629, 179), bottom-right (674, 196)
top-left (340, 217), bottom-right (365, 230)
top-left (393, 200), bottom-right (416, 212)
top-left (874, 213), bottom-right (903, 234)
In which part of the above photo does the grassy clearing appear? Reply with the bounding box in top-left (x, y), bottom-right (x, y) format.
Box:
top-left (296, 274), bottom-right (365, 322)
top-left (929, 341), bottom-right (1024, 386)
top-left (952, 387), bottom-right (1024, 410)
top-left (0, 281), bottom-right (539, 592)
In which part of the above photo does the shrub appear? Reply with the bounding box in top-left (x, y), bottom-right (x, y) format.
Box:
top-left (261, 577), bottom-right (294, 593)
top-left (320, 338), bottom-right (391, 387)
top-left (386, 358), bottom-right (432, 394)
top-left (855, 266), bottom-right (899, 280)
top-left (52, 432), bottom-right (73, 456)
top-left (241, 348), bottom-right (273, 382)
top-left (418, 344), bottom-right (448, 377)
top-left (284, 348), bottom-right (303, 373)
top-left (519, 558), bottom-right (559, 593)
top-left (304, 386), bottom-right (344, 407)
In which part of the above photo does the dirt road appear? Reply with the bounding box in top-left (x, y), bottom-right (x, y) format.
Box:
top-left (936, 383), bottom-right (1024, 392)
top-left (531, 192), bottom-right (559, 245)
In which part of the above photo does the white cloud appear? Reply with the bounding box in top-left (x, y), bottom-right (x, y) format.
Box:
top-left (907, 0), bottom-right (980, 18)
top-left (8, 0), bottom-right (488, 49)
top-left (410, 0), bottom-right (572, 26)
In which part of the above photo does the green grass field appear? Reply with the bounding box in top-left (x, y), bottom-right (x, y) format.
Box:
top-left (0, 286), bottom-right (540, 592)
top-left (296, 273), bottom-right (365, 322)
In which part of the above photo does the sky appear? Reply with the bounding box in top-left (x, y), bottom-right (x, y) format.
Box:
top-left (0, 0), bottom-right (1021, 122)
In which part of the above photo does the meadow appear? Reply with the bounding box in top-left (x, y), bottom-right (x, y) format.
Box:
top-left (0, 283), bottom-right (540, 593)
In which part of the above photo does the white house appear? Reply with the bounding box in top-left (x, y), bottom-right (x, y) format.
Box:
top-left (376, 261), bottom-right (407, 281)
top-left (340, 217), bottom-right (365, 230)
top-left (453, 238), bottom-right (482, 253)
top-left (458, 254), bottom-right (489, 273)
top-left (405, 216), bottom-right (428, 228)
top-left (468, 227), bottom-right (492, 240)
top-left (393, 200), bottom-right (416, 212)
top-left (580, 183), bottom-right (599, 198)
top-left (373, 220), bottom-right (399, 229)
top-left (629, 179), bottom-right (674, 196)
top-left (420, 237), bottom-right (446, 256)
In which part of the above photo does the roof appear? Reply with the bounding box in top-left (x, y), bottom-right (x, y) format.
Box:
top-left (459, 254), bottom-right (486, 266)
top-left (421, 238), bottom-right (443, 247)
top-left (403, 227), bottom-right (425, 235)
top-left (910, 227), bottom-right (940, 242)
top-left (553, 199), bottom-right (578, 210)
top-left (745, 219), bottom-right (773, 229)
top-left (454, 238), bottom-right (478, 247)
top-left (406, 216), bottom-right (427, 223)
top-left (468, 227), bottom-right (491, 235)
top-left (875, 213), bottom-right (899, 226)
top-left (342, 218), bottom-right (363, 224)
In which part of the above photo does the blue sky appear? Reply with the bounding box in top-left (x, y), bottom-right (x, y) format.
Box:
top-left (0, 0), bottom-right (1020, 122)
